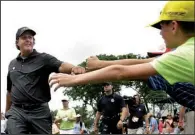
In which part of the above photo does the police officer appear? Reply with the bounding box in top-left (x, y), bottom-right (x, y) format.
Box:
top-left (93, 82), bottom-right (128, 134)
top-left (5, 27), bottom-right (85, 134)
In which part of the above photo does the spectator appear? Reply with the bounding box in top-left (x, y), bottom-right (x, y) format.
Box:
top-left (127, 95), bottom-right (148, 134)
top-left (163, 114), bottom-right (173, 134)
top-left (73, 114), bottom-right (87, 134)
top-left (171, 121), bottom-right (180, 134)
top-left (55, 96), bottom-right (76, 134)
top-left (158, 118), bottom-right (163, 134)
top-left (1, 112), bottom-right (7, 134)
top-left (148, 113), bottom-right (159, 134)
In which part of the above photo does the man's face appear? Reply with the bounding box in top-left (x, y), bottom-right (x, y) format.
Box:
top-left (76, 117), bottom-right (81, 122)
top-left (134, 96), bottom-right (140, 105)
top-left (17, 31), bottom-right (34, 52)
top-left (173, 121), bottom-right (178, 127)
top-left (167, 115), bottom-right (172, 120)
top-left (160, 21), bottom-right (179, 49)
top-left (62, 100), bottom-right (69, 107)
top-left (103, 84), bottom-right (113, 92)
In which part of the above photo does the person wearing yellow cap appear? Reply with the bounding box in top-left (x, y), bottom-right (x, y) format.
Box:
top-left (49, 1), bottom-right (194, 134)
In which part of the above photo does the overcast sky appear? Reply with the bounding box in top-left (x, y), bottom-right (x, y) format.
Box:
top-left (1, 1), bottom-right (167, 112)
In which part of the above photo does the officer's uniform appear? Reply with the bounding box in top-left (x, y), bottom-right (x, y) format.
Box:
top-left (6, 49), bottom-right (63, 134)
top-left (97, 93), bottom-right (126, 134)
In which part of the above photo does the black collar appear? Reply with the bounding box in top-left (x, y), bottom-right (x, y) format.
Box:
top-left (16, 49), bottom-right (39, 60)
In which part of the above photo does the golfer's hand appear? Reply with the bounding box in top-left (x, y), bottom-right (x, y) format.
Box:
top-left (86, 56), bottom-right (101, 71)
top-left (49, 73), bottom-right (76, 91)
top-left (71, 66), bottom-right (85, 75)
top-left (93, 125), bottom-right (98, 134)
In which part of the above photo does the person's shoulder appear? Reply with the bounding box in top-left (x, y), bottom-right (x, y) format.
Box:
top-left (8, 59), bottom-right (17, 69)
top-left (99, 95), bottom-right (106, 100)
top-left (38, 51), bottom-right (50, 57)
top-left (9, 58), bottom-right (17, 65)
top-left (37, 52), bottom-right (56, 60)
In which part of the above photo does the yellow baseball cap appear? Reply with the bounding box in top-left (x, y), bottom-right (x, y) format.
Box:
top-left (149, 1), bottom-right (194, 29)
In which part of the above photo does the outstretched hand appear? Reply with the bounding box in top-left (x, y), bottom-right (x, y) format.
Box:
top-left (86, 56), bottom-right (101, 71)
top-left (71, 66), bottom-right (85, 75)
top-left (49, 73), bottom-right (76, 91)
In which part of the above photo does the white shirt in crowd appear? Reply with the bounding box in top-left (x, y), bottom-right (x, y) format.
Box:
top-left (1, 119), bottom-right (7, 133)
top-left (73, 121), bottom-right (86, 134)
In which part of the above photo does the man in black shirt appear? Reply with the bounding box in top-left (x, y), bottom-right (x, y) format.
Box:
top-left (127, 94), bottom-right (148, 134)
top-left (93, 82), bottom-right (128, 134)
top-left (5, 27), bottom-right (85, 134)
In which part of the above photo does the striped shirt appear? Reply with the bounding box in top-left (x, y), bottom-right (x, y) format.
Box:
top-left (147, 75), bottom-right (195, 110)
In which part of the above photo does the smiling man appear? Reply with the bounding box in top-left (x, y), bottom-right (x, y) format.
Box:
top-left (5, 27), bottom-right (85, 134)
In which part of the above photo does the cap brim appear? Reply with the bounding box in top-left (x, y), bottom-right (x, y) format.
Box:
top-left (24, 29), bottom-right (36, 36)
top-left (62, 99), bottom-right (68, 102)
top-left (103, 83), bottom-right (112, 86)
top-left (146, 19), bottom-right (162, 29)
top-left (20, 29), bottom-right (36, 37)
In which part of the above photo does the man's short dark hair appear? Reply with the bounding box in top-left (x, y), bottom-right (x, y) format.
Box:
top-left (177, 21), bottom-right (195, 34)
top-left (161, 21), bottom-right (195, 34)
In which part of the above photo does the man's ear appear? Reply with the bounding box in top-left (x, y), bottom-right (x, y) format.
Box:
top-left (171, 21), bottom-right (179, 35)
top-left (33, 38), bottom-right (36, 45)
top-left (15, 40), bottom-right (20, 50)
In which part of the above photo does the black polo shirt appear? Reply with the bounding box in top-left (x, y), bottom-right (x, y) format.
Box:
top-left (97, 93), bottom-right (126, 117)
top-left (128, 104), bottom-right (147, 129)
top-left (7, 49), bottom-right (63, 104)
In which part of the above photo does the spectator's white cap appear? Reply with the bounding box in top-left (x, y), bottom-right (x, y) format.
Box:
top-left (61, 96), bottom-right (69, 102)
top-left (76, 114), bottom-right (81, 117)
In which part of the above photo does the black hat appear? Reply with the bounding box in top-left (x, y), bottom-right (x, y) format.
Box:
top-left (102, 82), bottom-right (112, 86)
top-left (16, 27), bottom-right (36, 39)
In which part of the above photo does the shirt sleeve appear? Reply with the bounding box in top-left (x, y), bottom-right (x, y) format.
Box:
top-left (150, 49), bottom-right (193, 85)
top-left (44, 53), bottom-right (63, 73)
top-left (7, 71), bottom-right (12, 92)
